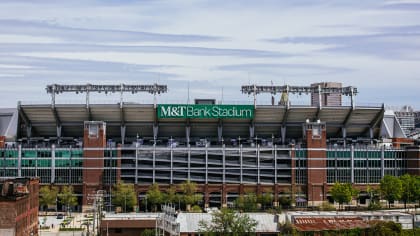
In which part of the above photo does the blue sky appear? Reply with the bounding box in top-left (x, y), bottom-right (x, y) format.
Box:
top-left (0, 0), bottom-right (419, 108)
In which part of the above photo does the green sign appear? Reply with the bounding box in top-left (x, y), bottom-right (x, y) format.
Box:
top-left (157, 104), bottom-right (254, 119)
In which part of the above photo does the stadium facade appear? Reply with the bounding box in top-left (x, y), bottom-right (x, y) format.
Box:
top-left (0, 83), bottom-right (419, 211)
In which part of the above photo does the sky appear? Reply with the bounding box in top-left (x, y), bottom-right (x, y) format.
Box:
top-left (0, 0), bottom-right (419, 109)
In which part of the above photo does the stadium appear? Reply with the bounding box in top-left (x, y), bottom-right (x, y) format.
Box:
top-left (0, 82), bottom-right (418, 211)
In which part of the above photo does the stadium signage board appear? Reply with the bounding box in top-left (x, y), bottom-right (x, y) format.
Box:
top-left (157, 104), bottom-right (254, 119)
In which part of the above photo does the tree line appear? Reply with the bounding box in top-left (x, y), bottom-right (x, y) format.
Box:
top-left (330, 173), bottom-right (420, 209)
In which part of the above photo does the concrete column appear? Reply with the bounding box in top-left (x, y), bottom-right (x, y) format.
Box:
top-left (218, 125), bottom-right (223, 142)
top-left (170, 145), bottom-right (173, 185)
top-left (135, 142), bottom-right (138, 184)
top-left (187, 144), bottom-right (191, 180)
top-left (121, 125), bottom-right (126, 145)
top-left (249, 124), bottom-right (255, 138)
top-left (153, 144), bottom-right (156, 183)
top-left (240, 144), bottom-right (243, 184)
top-left (274, 145), bottom-right (277, 184)
top-left (281, 126), bottom-right (286, 145)
top-left (26, 125), bottom-right (32, 139)
top-left (18, 144), bottom-right (22, 177)
top-left (153, 125), bottom-right (159, 141)
top-left (205, 146), bottom-right (208, 184)
top-left (51, 145), bottom-right (55, 183)
top-left (185, 126), bottom-right (190, 145)
top-left (56, 125), bottom-right (62, 140)
top-left (257, 144), bottom-right (260, 184)
top-left (342, 127), bottom-right (347, 147)
top-left (222, 144), bottom-right (226, 183)
top-left (351, 145), bottom-right (354, 183)
top-left (381, 146), bottom-right (385, 178)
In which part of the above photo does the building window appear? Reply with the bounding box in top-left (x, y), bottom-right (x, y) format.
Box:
top-left (88, 124), bottom-right (99, 138)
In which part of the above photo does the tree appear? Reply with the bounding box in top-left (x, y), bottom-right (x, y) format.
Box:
top-left (330, 182), bottom-right (358, 210)
top-left (60, 186), bottom-right (77, 214)
top-left (165, 185), bottom-right (178, 204)
top-left (415, 176), bottom-right (420, 206)
top-left (368, 221), bottom-right (402, 236)
top-left (400, 174), bottom-right (416, 209)
top-left (380, 175), bottom-right (402, 208)
top-left (140, 229), bottom-right (155, 236)
top-left (180, 180), bottom-right (202, 211)
top-left (145, 183), bottom-right (163, 212)
top-left (235, 193), bottom-right (258, 212)
top-left (257, 191), bottom-right (273, 210)
top-left (198, 208), bottom-right (257, 236)
top-left (39, 186), bottom-right (58, 211)
top-left (113, 182), bottom-right (137, 212)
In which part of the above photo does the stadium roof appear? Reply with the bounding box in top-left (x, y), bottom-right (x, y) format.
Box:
top-left (16, 103), bottom-right (384, 140)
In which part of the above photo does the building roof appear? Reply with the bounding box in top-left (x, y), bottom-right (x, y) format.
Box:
top-left (176, 212), bottom-right (278, 233)
top-left (17, 103), bottom-right (384, 139)
top-left (293, 216), bottom-right (370, 232)
top-left (0, 108), bottom-right (18, 140)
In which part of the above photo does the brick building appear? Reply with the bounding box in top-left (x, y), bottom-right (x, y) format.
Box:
top-left (0, 178), bottom-right (39, 236)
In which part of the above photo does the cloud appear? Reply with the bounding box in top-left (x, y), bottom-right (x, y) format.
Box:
top-left (216, 63), bottom-right (353, 76)
top-left (0, 43), bottom-right (292, 58)
top-left (0, 19), bottom-right (224, 43)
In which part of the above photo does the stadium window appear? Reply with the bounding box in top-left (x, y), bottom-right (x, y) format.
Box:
top-left (88, 124), bottom-right (99, 138)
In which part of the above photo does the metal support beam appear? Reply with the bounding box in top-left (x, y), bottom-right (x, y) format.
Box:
top-left (281, 126), bottom-right (287, 144)
top-left (364, 104), bottom-right (385, 136)
top-left (153, 125), bottom-right (159, 142)
top-left (185, 126), bottom-right (191, 145)
top-left (121, 125), bottom-right (126, 145)
top-left (56, 125), bottom-right (62, 140)
top-left (218, 125), bottom-right (223, 142)
top-left (249, 123), bottom-right (255, 138)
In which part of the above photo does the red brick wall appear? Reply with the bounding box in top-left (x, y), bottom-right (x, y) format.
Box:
top-left (0, 136), bottom-right (5, 148)
top-left (0, 178), bottom-right (39, 236)
top-left (83, 123), bottom-right (106, 206)
top-left (306, 124), bottom-right (327, 203)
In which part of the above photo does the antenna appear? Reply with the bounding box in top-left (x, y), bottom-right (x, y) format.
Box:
top-left (187, 81), bottom-right (190, 105)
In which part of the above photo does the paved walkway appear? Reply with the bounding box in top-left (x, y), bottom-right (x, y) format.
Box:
top-left (39, 212), bottom-right (89, 236)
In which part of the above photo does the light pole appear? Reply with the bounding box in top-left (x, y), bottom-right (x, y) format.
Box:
top-left (145, 195), bottom-right (148, 212)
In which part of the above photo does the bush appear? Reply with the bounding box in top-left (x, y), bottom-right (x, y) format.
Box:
top-left (368, 201), bottom-right (382, 210)
top-left (190, 205), bottom-right (202, 213)
top-left (320, 202), bottom-right (336, 211)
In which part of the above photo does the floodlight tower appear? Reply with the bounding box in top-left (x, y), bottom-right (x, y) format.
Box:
top-left (46, 83), bottom-right (168, 108)
top-left (241, 83), bottom-right (357, 108)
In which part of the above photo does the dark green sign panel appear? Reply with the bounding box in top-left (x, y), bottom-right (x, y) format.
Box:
top-left (157, 104), bottom-right (254, 119)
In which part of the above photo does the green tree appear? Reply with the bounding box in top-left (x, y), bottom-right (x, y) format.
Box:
top-left (113, 182), bottom-right (137, 212)
top-left (400, 174), bottom-right (416, 209)
top-left (368, 221), bottom-right (402, 236)
top-left (380, 175), bottom-right (402, 208)
top-left (330, 182), bottom-right (358, 210)
top-left (235, 193), bottom-right (258, 212)
top-left (198, 208), bottom-right (257, 236)
top-left (60, 186), bottom-right (77, 214)
top-left (145, 183), bottom-right (163, 212)
top-left (140, 229), bottom-right (155, 236)
top-left (165, 185), bottom-right (177, 204)
top-left (39, 186), bottom-right (59, 211)
top-left (180, 180), bottom-right (202, 211)
top-left (415, 176), bottom-right (420, 206)
top-left (257, 191), bottom-right (273, 210)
